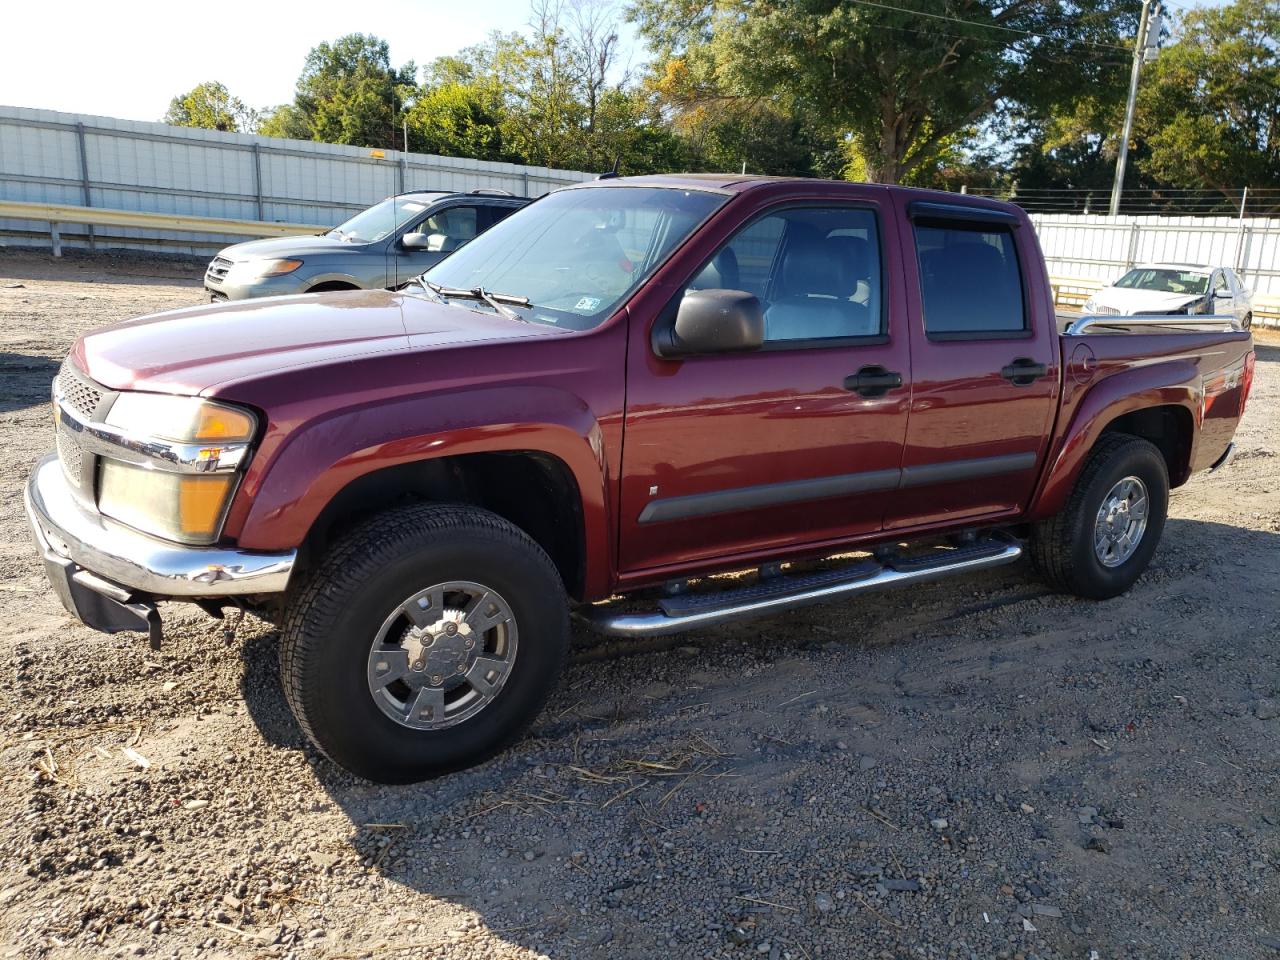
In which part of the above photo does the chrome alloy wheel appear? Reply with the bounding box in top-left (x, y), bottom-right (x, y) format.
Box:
top-left (366, 581), bottom-right (518, 730)
top-left (1093, 476), bottom-right (1149, 568)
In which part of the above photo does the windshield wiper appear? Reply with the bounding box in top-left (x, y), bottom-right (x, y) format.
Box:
top-left (423, 280), bottom-right (532, 322)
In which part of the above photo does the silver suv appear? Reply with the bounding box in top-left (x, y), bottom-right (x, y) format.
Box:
top-left (204, 190), bottom-right (528, 301)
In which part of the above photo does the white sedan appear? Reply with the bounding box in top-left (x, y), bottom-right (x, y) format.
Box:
top-left (1083, 262), bottom-right (1254, 328)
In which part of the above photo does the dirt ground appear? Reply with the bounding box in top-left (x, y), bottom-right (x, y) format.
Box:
top-left (0, 248), bottom-right (1277, 960)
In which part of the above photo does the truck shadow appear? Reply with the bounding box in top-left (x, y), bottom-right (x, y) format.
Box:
top-left (0, 352), bottom-right (60, 412)
top-left (236, 513), bottom-right (1280, 958)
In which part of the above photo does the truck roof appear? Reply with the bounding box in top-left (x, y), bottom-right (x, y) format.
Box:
top-left (570, 173), bottom-right (1024, 215)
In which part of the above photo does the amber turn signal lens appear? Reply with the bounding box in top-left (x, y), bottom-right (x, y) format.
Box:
top-left (193, 405), bottom-right (256, 442)
top-left (178, 475), bottom-right (235, 538)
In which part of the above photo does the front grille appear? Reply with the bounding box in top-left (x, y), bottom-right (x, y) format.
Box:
top-left (56, 422), bottom-right (84, 481)
top-left (55, 362), bottom-right (104, 419)
top-left (52, 361), bottom-right (114, 500)
top-left (1089, 304), bottom-right (1121, 316)
top-left (205, 256), bottom-right (233, 284)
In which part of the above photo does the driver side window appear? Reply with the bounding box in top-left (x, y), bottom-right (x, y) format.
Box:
top-left (687, 206), bottom-right (883, 342)
top-left (420, 206), bottom-right (480, 253)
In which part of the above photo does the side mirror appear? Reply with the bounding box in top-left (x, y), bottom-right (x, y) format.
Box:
top-left (400, 232), bottom-right (432, 251)
top-left (653, 288), bottom-right (765, 357)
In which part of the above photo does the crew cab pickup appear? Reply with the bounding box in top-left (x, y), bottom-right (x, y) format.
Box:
top-left (26, 175), bottom-right (1255, 783)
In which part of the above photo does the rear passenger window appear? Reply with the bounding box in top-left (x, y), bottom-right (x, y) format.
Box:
top-left (689, 207), bottom-right (883, 343)
top-left (914, 224), bottom-right (1025, 336)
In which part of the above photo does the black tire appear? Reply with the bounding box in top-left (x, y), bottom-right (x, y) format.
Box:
top-left (279, 503), bottom-right (569, 783)
top-left (1031, 433), bottom-right (1169, 600)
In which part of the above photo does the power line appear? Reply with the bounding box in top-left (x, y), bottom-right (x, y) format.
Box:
top-left (851, 18), bottom-right (1133, 67)
top-left (841, 0), bottom-right (1134, 53)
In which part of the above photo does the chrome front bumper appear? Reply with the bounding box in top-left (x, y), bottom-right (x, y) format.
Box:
top-left (25, 454), bottom-right (296, 599)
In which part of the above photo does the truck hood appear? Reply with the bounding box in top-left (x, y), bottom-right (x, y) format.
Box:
top-left (216, 233), bottom-right (356, 260)
top-left (1090, 286), bottom-right (1203, 314)
top-left (72, 290), bottom-right (567, 395)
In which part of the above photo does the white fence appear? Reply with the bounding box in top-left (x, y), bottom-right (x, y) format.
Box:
top-left (1031, 213), bottom-right (1280, 296)
top-left (0, 105), bottom-right (594, 255)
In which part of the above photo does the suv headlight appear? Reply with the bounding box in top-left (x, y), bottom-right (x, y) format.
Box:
top-left (246, 259), bottom-right (304, 279)
top-left (1082, 297), bottom-right (1098, 313)
top-left (97, 394), bottom-right (258, 544)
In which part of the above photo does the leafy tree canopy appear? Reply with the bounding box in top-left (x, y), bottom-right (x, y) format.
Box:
top-left (163, 82), bottom-right (257, 133)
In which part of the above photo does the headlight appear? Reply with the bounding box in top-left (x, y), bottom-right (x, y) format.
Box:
top-left (105, 393), bottom-right (256, 443)
top-left (246, 258), bottom-right (304, 278)
top-left (97, 395), bottom-right (258, 544)
top-left (99, 464), bottom-right (238, 543)
top-left (1083, 297), bottom-right (1097, 313)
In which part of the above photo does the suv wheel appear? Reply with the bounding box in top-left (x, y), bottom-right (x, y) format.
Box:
top-left (1031, 433), bottom-right (1169, 600)
top-left (279, 503), bottom-right (569, 783)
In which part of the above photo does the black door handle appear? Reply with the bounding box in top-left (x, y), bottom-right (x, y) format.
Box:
top-left (1000, 358), bottom-right (1047, 385)
top-left (843, 365), bottom-right (903, 397)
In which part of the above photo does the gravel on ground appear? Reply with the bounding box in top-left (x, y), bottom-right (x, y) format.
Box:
top-left (2, 248), bottom-right (1278, 960)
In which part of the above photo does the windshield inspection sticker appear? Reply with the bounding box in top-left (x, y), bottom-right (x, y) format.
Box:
top-left (574, 296), bottom-right (602, 312)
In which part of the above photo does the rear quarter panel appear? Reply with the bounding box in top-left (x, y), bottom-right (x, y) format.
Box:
top-left (1029, 329), bottom-right (1253, 520)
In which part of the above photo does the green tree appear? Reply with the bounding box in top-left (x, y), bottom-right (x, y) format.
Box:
top-left (405, 80), bottom-right (513, 161)
top-left (631, 0), bottom-right (1138, 184)
top-left (163, 82), bottom-right (257, 132)
top-left (1138, 0), bottom-right (1280, 198)
top-left (271, 34), bottom-right (416, 148)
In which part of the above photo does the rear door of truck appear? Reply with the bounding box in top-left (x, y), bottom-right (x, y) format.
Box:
top-left (883, 198), bottom-right (1061, 529)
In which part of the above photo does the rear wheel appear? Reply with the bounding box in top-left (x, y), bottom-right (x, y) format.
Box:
top-left (1031, 433), bottom-right (1169, 599)
top-left (279, 503), bottom-right (569, 783)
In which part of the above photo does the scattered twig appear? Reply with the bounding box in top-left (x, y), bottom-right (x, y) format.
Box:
top-left (733, 894), bottom-right (799, 913)
top-left (601, 780), bottom-right (646, 809)
top-left (862, 806), bottom-right (900, 832)
top-left (852, 891), bottom-right (903, 929)
top-left (658, 760), bottom-right (715, 809)
top-left (778, 690), bottom-right (817, 707)
top-left (210, 921), bottom-right (276, 943)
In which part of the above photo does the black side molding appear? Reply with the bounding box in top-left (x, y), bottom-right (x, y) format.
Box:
top-left (907, 200), bottom-right (1020, 227)
top-left (899, 451), bottom-right (1037, 488)
top-left (638, 469), bottom-right (901, 524)
top-left (638, 452), bottom-right (1040, 524)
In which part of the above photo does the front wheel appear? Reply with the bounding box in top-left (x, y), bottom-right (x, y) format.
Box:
top-left (1031, 433), bottom-right (1169, 600)
top-left (279, 503), bottom-right (569, 783)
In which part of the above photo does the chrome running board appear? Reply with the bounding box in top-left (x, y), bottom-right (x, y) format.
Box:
top-left (578, 535), bottom-right (1023, 638)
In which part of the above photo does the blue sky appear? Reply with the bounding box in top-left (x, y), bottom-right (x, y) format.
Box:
top-left (0, 0), bottom-right (640, 122)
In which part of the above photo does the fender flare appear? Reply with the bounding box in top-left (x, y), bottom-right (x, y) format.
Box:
top-left (1028, 360), bottom-right (1201, 521)
top-left (227, 383), bottom-right (614, 596)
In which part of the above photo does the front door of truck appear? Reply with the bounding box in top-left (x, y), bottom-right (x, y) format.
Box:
top-left (618, 191), bottom-right (912, 576)
top-left (883, 198), bottom-right (1059, 529)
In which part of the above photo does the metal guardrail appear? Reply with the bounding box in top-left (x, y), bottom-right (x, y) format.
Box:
top-left (0, 199), bottom-right (320, 256)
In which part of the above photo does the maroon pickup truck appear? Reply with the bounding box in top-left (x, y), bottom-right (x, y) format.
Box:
top-left (27, 175), bottom-right (1255, 783)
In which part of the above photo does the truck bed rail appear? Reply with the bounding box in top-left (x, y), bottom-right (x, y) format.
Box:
top-left (1064, 314), bottom-right (1242, 336)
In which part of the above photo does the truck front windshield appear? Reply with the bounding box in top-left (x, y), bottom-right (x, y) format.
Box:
top-left (329, 195), bottom-right (440, 244)
top-left (419, 186), bottom-right (727, 330)
top-left (1114, 268), bottom-right (1209, 296)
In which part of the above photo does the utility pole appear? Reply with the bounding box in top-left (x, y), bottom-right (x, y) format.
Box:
top-left (1110, 0), bottom-right (1163, 216)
